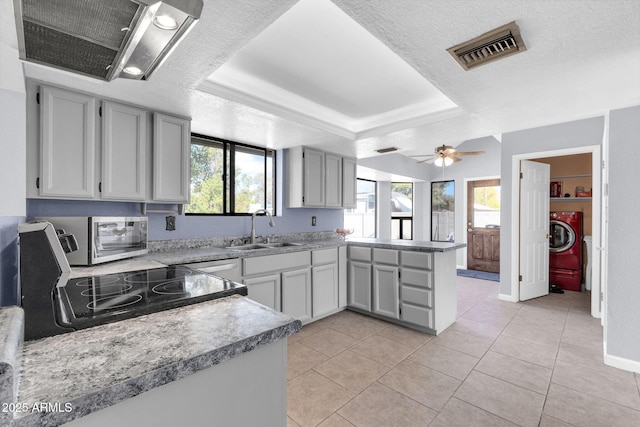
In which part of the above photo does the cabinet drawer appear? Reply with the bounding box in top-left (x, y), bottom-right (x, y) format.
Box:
top-left (243, 251), bottom-right (310, 276)
top-left (401, 303), bottom-right (433, 329)
top-left (400, 268), bottom-right (432, 289)
top-left (312, 248), bottom-right (338, 265)
top-left (349, 246), bottom-right (371, 262)
top-left (373, 248), bottom-right (399, 265)
top-left (401, 286), bottom-right (432, 308)
top-left (401, 251), bottom-right (433, 270)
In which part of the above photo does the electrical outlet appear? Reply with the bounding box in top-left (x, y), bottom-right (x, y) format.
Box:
top-left (312, 216), bottom-right (316, 226)
top-left (166, 216), bottom-right (176, 231)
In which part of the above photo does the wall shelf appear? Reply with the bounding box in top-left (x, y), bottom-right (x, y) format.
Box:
top-left (550, 197), bottom-right (592, 202)
top-left (550, 174), bottom-right (592, 179)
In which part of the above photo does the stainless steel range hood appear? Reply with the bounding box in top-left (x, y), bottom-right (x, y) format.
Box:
top-left (13, 0), bottom-right (203, 81)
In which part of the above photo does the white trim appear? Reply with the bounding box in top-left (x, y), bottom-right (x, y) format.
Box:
top-left (197, 80), bottom-right (466, 141)
top-left (499, 293), bottom-right (518, 303)
top-left (511, 145), bottom-right (602, 308)
top-left (603, 352), bottom-right (640, 374)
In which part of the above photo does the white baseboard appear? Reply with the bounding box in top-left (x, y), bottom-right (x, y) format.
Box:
top-left (604, 352), bottom-right (640, 374)
top-left (498, 293), bottom-right (518, 303)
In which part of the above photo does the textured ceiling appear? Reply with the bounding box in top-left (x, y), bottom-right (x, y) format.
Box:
top-left (1, 0), bottom-right (639, 160)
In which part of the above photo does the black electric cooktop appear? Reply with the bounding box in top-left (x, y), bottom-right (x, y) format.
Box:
top-left (54, 266), bottom-right (247, 331)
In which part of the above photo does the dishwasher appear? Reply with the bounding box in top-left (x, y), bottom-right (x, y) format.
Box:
top-left (183, 258), bottom-right (242, 283)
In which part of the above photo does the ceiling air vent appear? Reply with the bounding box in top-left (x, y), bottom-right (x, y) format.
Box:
top-left (447, 21), bottom-right (526, 71)
top-left (375, 147), bottom-right (398, 154)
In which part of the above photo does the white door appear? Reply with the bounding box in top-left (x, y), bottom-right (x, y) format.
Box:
top-left (519, 160), bottom-right (550, 300)
top-left (282, 268), bottom-right (312, 322)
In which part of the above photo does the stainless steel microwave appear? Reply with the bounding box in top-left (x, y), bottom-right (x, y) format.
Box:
top-left (37, 216), bottom-right (148, 265)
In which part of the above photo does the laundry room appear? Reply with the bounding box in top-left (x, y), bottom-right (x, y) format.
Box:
top-left (536, 153), bottom-right (593, 293)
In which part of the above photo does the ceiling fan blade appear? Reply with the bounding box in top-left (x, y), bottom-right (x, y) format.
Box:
top-left (409, 154), bottom-right (435, 158)
top-left (455, 151), bottom-right (485, 156)
top-left (449, 155), bottom-right (463, 162)
top-left (417, 157), bottom-right (438, 164)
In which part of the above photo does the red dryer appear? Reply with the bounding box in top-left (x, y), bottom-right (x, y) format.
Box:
top-left (549, 211), bottom-right (583, 291)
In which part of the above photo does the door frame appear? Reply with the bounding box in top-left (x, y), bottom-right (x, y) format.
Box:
top-left (463, 175), bottom-right (500, 270)
top-left (509, 145), bottom-right (602, 317)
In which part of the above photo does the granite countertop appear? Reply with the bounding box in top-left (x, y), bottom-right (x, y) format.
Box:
top-left (1, 307), bottom-right (23, 427)
top-left (143, 238), bottom-right (346, 266)
top-left (6, 296), bottom-right (300, 427)
top-left (346, 237), bottom-right (466, 252)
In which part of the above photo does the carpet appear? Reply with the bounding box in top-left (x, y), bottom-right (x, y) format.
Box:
top-left (457, 269), bottom-right (500, 282)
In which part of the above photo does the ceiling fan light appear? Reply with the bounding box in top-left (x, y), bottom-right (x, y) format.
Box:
top-left (444, 156), bottom-right (453, 166)
top-left (434, 157), bottom-right (444, 167)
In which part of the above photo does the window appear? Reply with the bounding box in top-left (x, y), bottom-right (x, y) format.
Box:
top-left (344, 179), bottom-right (376, 238)
top-left (431, 180), bottom-right (455, 242)
top-left (391, 182), bottom-right (413, 240)
top-left (187, 134), bottom-right (275, 215)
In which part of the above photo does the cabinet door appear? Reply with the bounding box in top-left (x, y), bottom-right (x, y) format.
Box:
top-left (312, 263), bottom-right (338, 318)
top-left (282, 268), bottom-right (312, 323)
top-left (342, 157), bottom-right (357, 208)
top-left (153, 112), bottom-right (190, 203)
top-left (40, 86), bottom-right (96, 198)
top-left (244, 274), bottom-right (281, 311)
top-left (348, 261), bottom-right (372, 311)
top-left (303, 148), bottom-right (325, 207)
top-left (101, 101), bottom-right (146, 200)
top-left (373, 265), bottom-right (399, 319)
top-left (325, 153), bottom-right (342, 208)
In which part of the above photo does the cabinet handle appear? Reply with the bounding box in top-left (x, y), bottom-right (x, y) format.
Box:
top-left (36, 177), bottom-right (40, 189)
top-left (99, 182), bottom-right (102, 192)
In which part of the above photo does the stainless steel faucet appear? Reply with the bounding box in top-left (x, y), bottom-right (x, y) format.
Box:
top-left (250, 209), bottom-right (275, 244)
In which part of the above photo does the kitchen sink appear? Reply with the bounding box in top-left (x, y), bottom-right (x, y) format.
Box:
top-left (259, 242), bottom-right (302, 248)
top-left (225, 242), bottom-right (303, 251)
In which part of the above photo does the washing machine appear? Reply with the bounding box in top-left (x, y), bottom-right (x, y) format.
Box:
top-left (549, 211), bottom-right (583, 291)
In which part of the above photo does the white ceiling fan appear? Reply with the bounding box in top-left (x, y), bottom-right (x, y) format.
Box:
top-left (410, 144), bottom-right (485, 167)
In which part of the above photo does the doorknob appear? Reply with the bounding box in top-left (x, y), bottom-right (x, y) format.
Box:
top-left (468, 228), bottom-right (473, 232)
top-left (546, 234), bottom-right (552, 239)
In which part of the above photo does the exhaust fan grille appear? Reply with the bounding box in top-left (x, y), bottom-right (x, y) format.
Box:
top-left (447, 21), bottom-right (526, 71)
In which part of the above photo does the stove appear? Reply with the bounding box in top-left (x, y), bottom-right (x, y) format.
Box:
top-left (55, 265), bottom-right (248, 332)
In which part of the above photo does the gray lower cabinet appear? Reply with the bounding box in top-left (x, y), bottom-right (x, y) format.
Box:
top-left (282, 268), bottom-right (312, 323)
top-left (347, 245), bottom-right (456, 334)
top-left (312, 263), bottom-right (339, 319)
top-left (373, 264), bottom-right (399, 319)
top-left (348, 261), bottom-right (372, 311)
top-left (243, 274), bottom-right (282, 311)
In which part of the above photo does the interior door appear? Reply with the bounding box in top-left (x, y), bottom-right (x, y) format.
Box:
top-left (467, 179), bottom-right (501, 272)
top-left (519, 160), bottom-right (550, 300)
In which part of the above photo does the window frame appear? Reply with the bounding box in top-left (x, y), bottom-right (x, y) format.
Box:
top-left (187, 133), bottom-right (276, 216)
top-left (391, 182), bottom-right (413, 240)
top-left (344, 178), bottom-right (377, 238)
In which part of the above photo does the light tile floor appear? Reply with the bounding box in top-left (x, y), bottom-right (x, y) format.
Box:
top-left (286, 276), bottom-right (640, 427)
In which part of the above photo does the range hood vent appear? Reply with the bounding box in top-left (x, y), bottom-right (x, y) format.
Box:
top-left (447, 21), bottom-right (526, 71)
top-left (13, 0), bottom-right (203, 81)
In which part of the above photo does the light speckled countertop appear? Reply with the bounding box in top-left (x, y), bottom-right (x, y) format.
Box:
top-left (346, 237), bottom-right (466, 252)
top-left (7, 296), bottom-right (300, 427)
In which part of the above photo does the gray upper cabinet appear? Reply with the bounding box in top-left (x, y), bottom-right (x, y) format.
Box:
top-left (342, 157), bottom-right (357, 209)
top-left (153, 112), bottom-right (191, 203)
top-left (286, 146), bottom-right (357, 208)
top-left (303, 148), bottom-right (325, 207)
top-left (324, 153), bottom-right (342, 208)
top-left (39, 86), bottom-right (96, 198)
top-left (101, 101), bottom-right (146, 200)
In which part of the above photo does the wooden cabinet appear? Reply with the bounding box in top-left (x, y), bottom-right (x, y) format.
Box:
top-left (286, 146), bottom-right (357, 208)
top-left (39, 85), bottom-right (96, 198)
top-left (153, 112), bottom-right (190, 203)
top-left (282, 268), bottom-right (312, 323)
top-left (101, 101), bottom-right (146, 200)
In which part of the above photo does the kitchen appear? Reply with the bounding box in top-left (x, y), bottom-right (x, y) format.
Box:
top-left (1, 0), bottom-right (640, 426)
